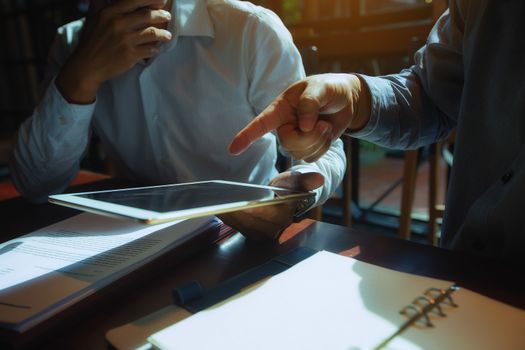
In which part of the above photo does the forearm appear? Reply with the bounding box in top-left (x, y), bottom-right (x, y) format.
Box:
top-left (349, 70), bottom-right (455, 150)
top-left (55, 55), bottom-right (101, 104)
top-left (10, 79), bottom-right (95, 202)
top-left (346, 74), bottom-right (371, 133)
top-left (348, 9), bottom-right (462, 149)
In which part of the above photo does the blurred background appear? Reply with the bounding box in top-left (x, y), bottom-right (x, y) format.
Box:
top-left (0, 0), bottom-right (450, 244)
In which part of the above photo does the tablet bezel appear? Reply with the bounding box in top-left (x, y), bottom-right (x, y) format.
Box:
top-left (48, 180), bottom-right (314, 224)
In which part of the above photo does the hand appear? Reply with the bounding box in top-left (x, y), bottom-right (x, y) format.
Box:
top-left (217, 172), bottom-right (324, 241)
top-left (228, 73), bottom-right (371, 162)
top-left (56, 0), bottom-right (172, 104)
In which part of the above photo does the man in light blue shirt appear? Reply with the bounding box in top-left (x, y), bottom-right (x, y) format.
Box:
top-left (230, 0), bottom-right (525, 264)
top-left (10, 0), bottom-right (346, 238)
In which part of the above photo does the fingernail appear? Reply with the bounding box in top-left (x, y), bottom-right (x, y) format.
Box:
top-left (228, 142), bottom-right (240, 155)
top-left (163, 30), bottom-right (172, 39)
top-left (160, 10), bottom-right (171, 20)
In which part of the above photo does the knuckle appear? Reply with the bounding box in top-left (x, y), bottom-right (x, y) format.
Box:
top-left (140, 8), bottom-right (154, 21)
top-left (147, 27), bottom-right (157, 37)
top-left (299, 95), bottom-right (319, 108)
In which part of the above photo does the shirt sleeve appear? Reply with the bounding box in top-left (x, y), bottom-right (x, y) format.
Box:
top-left (9, 23), bottom-right (96, 202)
top-left (290, 138), bottom-right (346, 205)
top-left (244, 8), bottom-right (346, 206)
top-left (350, 7), bottom-right (464, 149)
top-left (245, 9), bottom-right (305, 112)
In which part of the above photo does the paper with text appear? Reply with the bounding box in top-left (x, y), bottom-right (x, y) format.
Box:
top-left (0, 213), bottom-right (215, 332)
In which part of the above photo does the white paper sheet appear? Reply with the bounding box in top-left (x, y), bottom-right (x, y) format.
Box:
top-left (0, 213), bottom-right (215, 332)
top-left (149, 251), bottom-right (525, 350)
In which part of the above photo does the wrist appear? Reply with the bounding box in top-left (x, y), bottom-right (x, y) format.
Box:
top-left (55, 57), bottom-right (101, 104)
top-left (347, 74), bottom-right (371, 132)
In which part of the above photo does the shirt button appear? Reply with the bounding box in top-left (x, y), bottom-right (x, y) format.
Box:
top-left (58, 116), bottom-right (67, 125)
top-left (501, 171), bottom-right (513, 184)
top-left (152, 114), bottom-right (159, 122)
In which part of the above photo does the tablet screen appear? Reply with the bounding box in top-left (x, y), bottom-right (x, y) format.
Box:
top-left (49, 180), bottom-right (314, 224)
top-left (78, 182), bottom-right (277, 212)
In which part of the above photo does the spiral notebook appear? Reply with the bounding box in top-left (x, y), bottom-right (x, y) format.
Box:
top-left (148, 251), bottom-right (525, 350)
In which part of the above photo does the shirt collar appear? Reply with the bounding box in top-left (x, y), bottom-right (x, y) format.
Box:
top-left (169, 0), bottom-right (215, 39)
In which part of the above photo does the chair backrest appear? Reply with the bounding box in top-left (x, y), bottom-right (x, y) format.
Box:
top-left (299, 45), bottom-right (320, 75)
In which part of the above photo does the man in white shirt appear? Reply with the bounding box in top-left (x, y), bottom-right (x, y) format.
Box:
top-left (10, 0), bottom-right (345, 238)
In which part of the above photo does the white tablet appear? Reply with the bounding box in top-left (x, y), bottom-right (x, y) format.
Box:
top-left (48, 180), bottom-right (315, 224)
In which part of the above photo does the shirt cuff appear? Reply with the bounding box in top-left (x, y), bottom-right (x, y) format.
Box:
top-left (39, 78), bottom-right (96, 139)
top-left (288, 163), bottom-right (323, 205)
top-left (345, 74), bottom-right (397, 141)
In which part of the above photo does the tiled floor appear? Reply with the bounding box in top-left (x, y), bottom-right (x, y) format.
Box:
top-left (321, 150), bottom-right (449, 244)
top-left (360, 155), bottom-right (447, 218)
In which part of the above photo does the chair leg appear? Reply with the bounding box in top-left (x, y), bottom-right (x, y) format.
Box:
top-left (309, 136), bottom-right (353, 226)
top-left (428, 142), bottom-right (442, 246)
top-left (341, 136), bottom-right (352, 227)
top-left (399, 150), bottom-right (418, 240)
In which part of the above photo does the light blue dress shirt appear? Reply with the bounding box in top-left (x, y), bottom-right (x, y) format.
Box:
top-left (11, 0), bottom-right (345, 204)
top-left (354, 0), bottom-right (525, 265)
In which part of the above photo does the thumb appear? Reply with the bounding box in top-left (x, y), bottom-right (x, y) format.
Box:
top-left (296, 79), bottom-right (330, 133)
top-left (270, 171), bottom-right (324, 191)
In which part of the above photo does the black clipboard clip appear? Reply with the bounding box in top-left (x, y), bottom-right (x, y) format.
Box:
top-left (172, 246), bottom-right (318, 313)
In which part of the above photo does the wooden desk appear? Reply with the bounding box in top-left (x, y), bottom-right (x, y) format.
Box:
top-left (1, 180), bottom-right (524, 349)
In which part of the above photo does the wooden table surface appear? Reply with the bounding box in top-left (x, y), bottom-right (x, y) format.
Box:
top-left (1, 179), bottom-right (524, 349)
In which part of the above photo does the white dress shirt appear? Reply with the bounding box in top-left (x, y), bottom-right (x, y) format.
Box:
top-left (11, 0), bottom-right (345, 204)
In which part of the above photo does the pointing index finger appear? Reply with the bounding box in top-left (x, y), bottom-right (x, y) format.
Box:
top-left (228, 99), bottom-right (295, 155)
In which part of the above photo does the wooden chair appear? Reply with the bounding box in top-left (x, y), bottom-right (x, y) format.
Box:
top-left (398, 145), bottom-right (440, 244)
top-left (0, 170), bottom-right (110, 201)
top-left (398, 149), bottom-right (419, 240)
top-left (399, 132), bottom-right (454, 245)
top-left (309, 134), bottom-right (352, 227)
top-left (398, 0), bottom-right (449, 244)
top-left (427, 143), bottom-right (445, 246)
top-left (292, 20), bottom-right (431, 227)
top-left (272, 1), bottom-right (446, 229)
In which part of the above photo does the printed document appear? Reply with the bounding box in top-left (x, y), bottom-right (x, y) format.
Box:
top-left (0, 213), bottom-right (216, 332)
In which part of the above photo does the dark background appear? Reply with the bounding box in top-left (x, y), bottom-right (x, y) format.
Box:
top-left (0, 0), bottom-right (88, 179)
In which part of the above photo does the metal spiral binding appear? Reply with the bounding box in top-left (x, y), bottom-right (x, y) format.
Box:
top-left (373, 284), bottom-right (460, 350)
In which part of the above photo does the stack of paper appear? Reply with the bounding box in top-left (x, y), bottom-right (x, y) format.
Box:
top-left (0, 213), bottom-right (216, 332)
